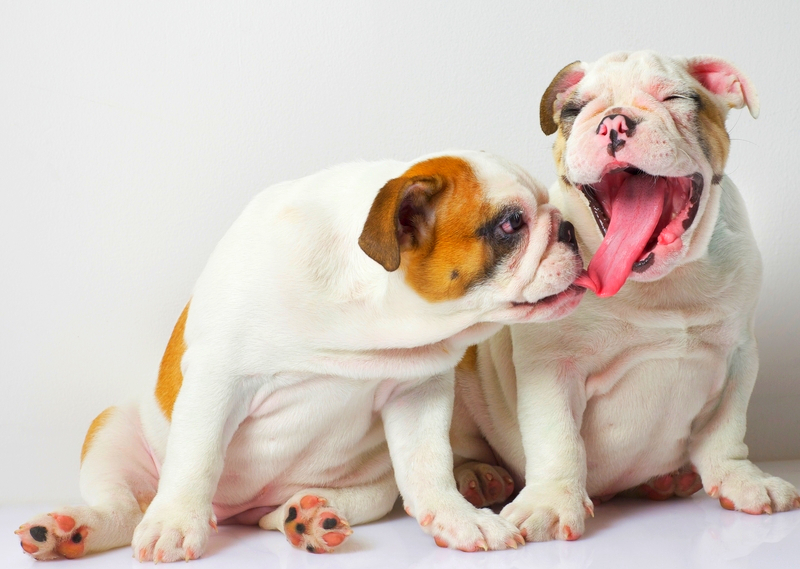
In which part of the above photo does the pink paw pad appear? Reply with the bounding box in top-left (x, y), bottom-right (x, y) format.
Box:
top-left (15, 513), bottom-right (89, 560)
top-left (283, 495), bottom-right (352, 553)
top-left (719, 496), bottom-right (772, 515)
top-left (455, 462), bottom-right (515, 508)
top-left (636, 468), bottom-right (703, 501)
top-left (433, 534), bottom-right (490, 552)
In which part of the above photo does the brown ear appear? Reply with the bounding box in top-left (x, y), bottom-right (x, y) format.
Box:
top-left (359, 176), bottom-right (444, 271)
top-left (540, 61), bottom-right (585, 135)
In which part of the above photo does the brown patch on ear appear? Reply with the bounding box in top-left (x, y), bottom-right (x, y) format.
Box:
top-left (155, 302), bottom-right (190, 420)
top-left (696, 90), bottom-right (731, 177)
top-left (399, 157), bottom-right (499, 302)
top-left (80, 406), bottom-right (115, 463)
top-left (361, 157), bottom-right (512, 303)
top-left (359, 176), bottom-right (445, 272)
top-left (540, 61), bottom-right (584, 136)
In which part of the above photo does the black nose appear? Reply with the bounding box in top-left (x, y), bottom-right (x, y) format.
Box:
top-left (557, 220), bottom-right (579, 253)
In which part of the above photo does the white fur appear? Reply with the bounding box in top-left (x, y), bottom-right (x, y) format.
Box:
top-left (19, 150), bottom-right (585, 561)
top-left (452, 52), bottom-right (799, 543)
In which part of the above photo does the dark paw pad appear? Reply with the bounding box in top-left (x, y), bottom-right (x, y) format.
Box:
top-left (29, 526), bottom-right (48, 542)
top-left (282, 495), bottom-right (352, 553)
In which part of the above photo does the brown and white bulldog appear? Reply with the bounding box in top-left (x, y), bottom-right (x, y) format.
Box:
top-left (16, 151), bottom-right (586, 561)
top-left (451, 51), bottom-right (800, 542)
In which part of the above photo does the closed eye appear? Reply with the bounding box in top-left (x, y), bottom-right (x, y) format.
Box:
top-left (560, 101), bottom-right (586, 121)
top-left (663, 92), bottom-right (700, 103)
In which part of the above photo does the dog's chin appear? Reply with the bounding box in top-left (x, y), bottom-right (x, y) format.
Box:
top-left (570, 166), bottom-right (704, 297)
top-left (505, 283), bottom-right (586, 323)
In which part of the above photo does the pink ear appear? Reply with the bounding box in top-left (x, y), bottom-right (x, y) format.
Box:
top-left (686, 56), bottom-right (759, 118)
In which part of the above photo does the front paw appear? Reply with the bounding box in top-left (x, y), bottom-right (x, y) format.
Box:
top-left (411, 499), bottom-right (523, 551)
top-left (703, 460), bottom-right (800, 515)
top-left (500, 482), bottom-right (593, 542)
top-left (132, 498), bottom-right (216, 562)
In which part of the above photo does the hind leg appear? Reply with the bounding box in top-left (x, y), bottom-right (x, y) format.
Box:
top-left (455, 462), bottom-right (515, 509)
top-left (624, 465), bottom-right (703, 501)
top-left (258, 470), bottom-right (398, 553)
top-left (450, 378), bottom-right (516, 509)
top-left (16, 404), bottom-right (159, 560)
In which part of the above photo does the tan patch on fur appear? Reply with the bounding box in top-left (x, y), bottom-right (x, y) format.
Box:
top-left (399, 157), bottom-right (494, 302)
top-left (137, 496), bottom-right (153, 513)
top-left (155, 302), bottom-right (190, 420)
top-left (553, 132), bottom-right (568, 178)
top-left (80, 406), bottom-right (115, 463)
top-left (457, 345), bottom-right (478, 375)
top-left (696, 90), bottom-right (730, 175)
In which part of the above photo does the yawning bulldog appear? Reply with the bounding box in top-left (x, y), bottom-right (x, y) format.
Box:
top-left (451, 51), bottom-right (800, 542)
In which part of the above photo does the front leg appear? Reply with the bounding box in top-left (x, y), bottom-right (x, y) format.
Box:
top-left (132, 353), bottom-right (256, 562)
top-left (382, 371), bottom-right (523, 551)
top-left (501, 359), bottom-right (594, 542)
top-left (690, 340), bottom-right (800, 514)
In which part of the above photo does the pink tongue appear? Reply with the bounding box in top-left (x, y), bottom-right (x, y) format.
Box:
top-left (575, 175), bottom-right (666, 297)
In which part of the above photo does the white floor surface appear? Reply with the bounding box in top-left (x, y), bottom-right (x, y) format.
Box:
top-left (3, 461), bottom-right (799, 569)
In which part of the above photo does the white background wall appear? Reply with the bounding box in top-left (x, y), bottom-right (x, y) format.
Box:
top-left (1, 1), bottom-right (798, 505)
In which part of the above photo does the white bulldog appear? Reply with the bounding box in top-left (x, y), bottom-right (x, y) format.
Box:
top-left (451, 52), bottom-right (800, 542)
top-left (16, 151), bottom-right (586, 561)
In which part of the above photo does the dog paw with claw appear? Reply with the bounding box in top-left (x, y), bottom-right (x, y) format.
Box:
top-left (16, 511), bottom-right (89, 561)
top-left (501, 482), bottom-right (594, 542)
top-left (703, 460), bottom-right (800, 515)
top-left (455, 462), bottom-right (515, 508)
top-left (131, 499), bottom-right (214, 562)
top-left (631, 466), bottom-right (703, 501)
top-left (280, 495), bottom-right (352, 553)
top-left (413, 499), bottom-right (524, 551)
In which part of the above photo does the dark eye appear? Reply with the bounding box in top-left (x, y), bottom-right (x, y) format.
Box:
top-left (499, 211), bottom-right (525, 235)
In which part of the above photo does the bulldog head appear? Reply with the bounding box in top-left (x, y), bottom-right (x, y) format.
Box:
top-left (540, 51), bottom-right (759, 297)
top-left (359, 152), bottom-right (585, 324)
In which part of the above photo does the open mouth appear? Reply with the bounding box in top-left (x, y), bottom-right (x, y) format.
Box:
top-left (574, 167), bottom-right (703, 297)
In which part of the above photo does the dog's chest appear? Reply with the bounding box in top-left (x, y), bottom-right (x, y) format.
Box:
top-left (211, 375), bottom-right (391, 509)
top-left (583, 308), bottom-right (734, 399)
top-left (579, 303), bottom-right (739, 493)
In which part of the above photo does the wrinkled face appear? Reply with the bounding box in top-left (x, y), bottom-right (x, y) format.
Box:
top-left (359, 152), bottom-right (585, 324)
top-left (540, 51), bottom-right (759, 297)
